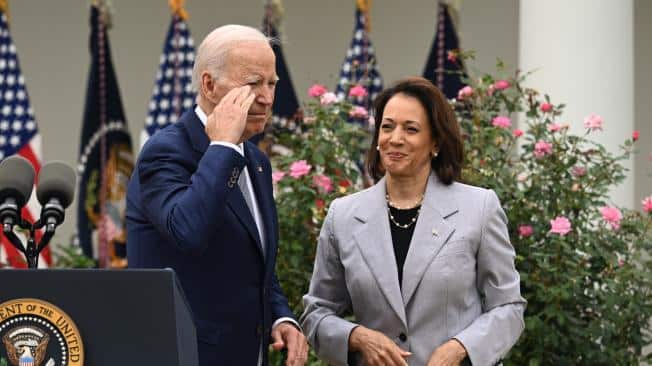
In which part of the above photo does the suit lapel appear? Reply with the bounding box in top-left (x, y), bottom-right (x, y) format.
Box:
top-left (401, 173), bottom-right (458, 306)
top-left (353, 179), bottom-right (408, 328)
top-left (244, 142), bottom-right (274, 262)
top-left (226, 184), bottom-right (265, 259)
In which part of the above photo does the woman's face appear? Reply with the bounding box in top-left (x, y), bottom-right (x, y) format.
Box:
top-left (378, 93), bottom-right (437, 179)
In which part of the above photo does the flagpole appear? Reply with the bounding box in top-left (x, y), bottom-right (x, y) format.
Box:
top-left (97, 0), bottom-right (108, 268)
top-left (169, 0), bottom-right (188, 120)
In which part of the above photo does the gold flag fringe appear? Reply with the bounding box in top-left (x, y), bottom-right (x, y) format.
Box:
top-left (169, 0), bottom-right (189, 20)
top-left (356, 0), bottom-right (371, 32)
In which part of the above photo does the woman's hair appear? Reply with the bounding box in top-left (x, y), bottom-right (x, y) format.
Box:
top-left (365, 76), bottom-right (463, 185)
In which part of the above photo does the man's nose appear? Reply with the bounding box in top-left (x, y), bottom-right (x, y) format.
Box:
top-left (256, 86), bottom-right (274, 106)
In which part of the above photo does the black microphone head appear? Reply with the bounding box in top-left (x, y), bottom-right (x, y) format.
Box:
top-left (36, 161), bottom-right (76, 208)
top-left (0, 155), bottom-right (36, 207)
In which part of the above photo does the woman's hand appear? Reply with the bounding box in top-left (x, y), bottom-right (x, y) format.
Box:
top-left (348, 326), bottom-right (412, 366)
top-left (426, 339), bottom-right (468, 366)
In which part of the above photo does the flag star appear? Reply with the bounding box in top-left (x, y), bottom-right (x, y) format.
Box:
top-left (7, 74), bottom-right (15, 85)
top-left (0, 121), bottom-right (7, 130)
top-left (183, 99), bottom-right (193, 108)
top-left (156, 114), bottom-right (167, 125)
top-left (165, 68), bottom-right (174, 78)
top-left (12, 121), bottom-right (22, 131)
top-left (25, 121), bottom-right (35, 131)
top-left (4, 90), bottom-right (13, 101)
top-left (149, 101), bottom-right (156, 110)
top-left (0, 136), bottom-right (5, 145)
top-left (159, 99), bottom-right (169, 110)
top-left (14, 106), bottom-right (23, 116)
top-left (162, 83), bottom-right (171, 94)
top-left (2, 106), bottom-right (10, 115)
top-left (9, 135), bottom-right (20, 146)
top-left (146, 116), bottom-right (153, 126)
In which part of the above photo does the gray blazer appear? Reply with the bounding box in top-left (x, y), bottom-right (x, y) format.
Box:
top-left (301, 173), bottom-right (526, 366)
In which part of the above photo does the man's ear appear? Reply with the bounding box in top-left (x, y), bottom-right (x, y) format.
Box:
top-left (200, 72), bottom-right (215, 99)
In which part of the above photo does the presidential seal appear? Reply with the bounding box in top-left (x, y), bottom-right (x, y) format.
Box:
top-left (0, 299), bottom-right (83, 366)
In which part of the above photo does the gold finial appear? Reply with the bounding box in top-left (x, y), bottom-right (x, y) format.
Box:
top-left (92, 0), bottom-right (114, 29)
top-left (169, 0), bottom-right (189, 21)
top-left (0, 0), bottom-right (9, 23)
top-left (356, 0), bottom-right (371, 32)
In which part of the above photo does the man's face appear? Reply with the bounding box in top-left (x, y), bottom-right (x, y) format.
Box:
top-left (211, 41), bottom-right (277, 141)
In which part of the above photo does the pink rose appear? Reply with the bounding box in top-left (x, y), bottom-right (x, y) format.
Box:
top-left (549, 216), bottom-right (572, 236)
top-left (583, 114), bottom-right (603, 131)
top-left (289, 160), bottom-right (312, 178)
top-left (313, 174), bottom-right (333, 193)
top-left (518, 225), bottom-right (534, 237)
top-left (348, 85), bottom-right (368, 98)
top-left (493, 80), bottom-right (511, 90)
top-left (513, 129), bottom-right (524, 137)
top-left (349, 106), bottom-right (369, 119)
top-left (642, 196), bottom-right (652, 213)
top-left (534, 140), bottom-right (553, 158)
top-left (320, 92), bottom-right (338, 105)
top-left (492, 116), bottom-right (511, 129)
top-left (540, 102), bottom-right (553, 113)
top-left (571, 166), bottom-right (586, 177)
top-left (487, 84), bottom-right (495, 97)
top-left (271, 171), bottom-right (286, 184)
top-left (632, 130), bottom-right (640, 142)
top-left (600, 206), bottom-right (622, 230)
top-left (547, 123), bottom-right (562, 132)
top-left (308, 84), bottom-right (328, 98)
top-left (457, 86), bottom-right (474, 100)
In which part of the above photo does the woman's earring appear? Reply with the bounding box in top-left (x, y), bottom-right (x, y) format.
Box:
top-left (432, 150), bottom-right (438, 158)
top-left (376, 145), bottom-right (380, 151)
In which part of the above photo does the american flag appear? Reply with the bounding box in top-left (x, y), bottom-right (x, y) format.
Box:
top-left (335, 3), bottom-right (383, 124)
top-left (0, 9), bottom-right (50, 268)
top-left (141, 12), bottom-right (195, 148)
top-left (422, 2), bottom-right (466, 99)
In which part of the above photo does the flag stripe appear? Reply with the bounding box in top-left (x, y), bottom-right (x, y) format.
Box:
top-left (0, 11), bottom-right (49, 267)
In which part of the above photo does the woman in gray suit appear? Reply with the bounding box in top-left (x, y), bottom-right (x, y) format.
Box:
top-left (301, 77), bottom-right (526, 366)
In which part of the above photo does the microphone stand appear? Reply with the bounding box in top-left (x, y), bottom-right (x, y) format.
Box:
top-left (2, 217), bottom-right (56, 268)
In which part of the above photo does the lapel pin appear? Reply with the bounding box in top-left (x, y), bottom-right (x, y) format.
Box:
top-left (257, 166), bottom-right (263, 173)
top-left (432, 229), bottom-right (439, 236)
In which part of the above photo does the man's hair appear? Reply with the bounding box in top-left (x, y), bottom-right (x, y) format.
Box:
top-left (366, 76), bottom-right (464, 185)
top-left (191, 24), bottom-right (273, 99)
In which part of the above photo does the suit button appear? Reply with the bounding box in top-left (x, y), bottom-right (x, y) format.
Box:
top-left (399, 333), bottom-right (407, 342)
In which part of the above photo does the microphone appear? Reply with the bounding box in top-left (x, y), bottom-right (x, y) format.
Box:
top-left (0, 156), bottom-right (36, 229)
top-left (36, 161), bottom-right (76, 230)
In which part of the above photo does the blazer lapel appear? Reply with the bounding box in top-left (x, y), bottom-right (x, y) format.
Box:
top-left (401, 173), bottom-right (458, 306)
top-left (353, 179), bottom-right (408, 328)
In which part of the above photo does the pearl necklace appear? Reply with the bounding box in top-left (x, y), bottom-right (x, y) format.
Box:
top-left (386, 194), bottom-right (424, 229)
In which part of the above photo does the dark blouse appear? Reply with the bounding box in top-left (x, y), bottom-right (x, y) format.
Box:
top-left (388, 204), bottom-right (420, 288)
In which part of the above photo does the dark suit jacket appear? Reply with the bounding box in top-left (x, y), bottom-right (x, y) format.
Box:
top-left (126, 109), bottom-right (294, 366)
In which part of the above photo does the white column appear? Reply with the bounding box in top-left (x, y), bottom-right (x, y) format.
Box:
top-left (519, 0), bottom-right (634, 208)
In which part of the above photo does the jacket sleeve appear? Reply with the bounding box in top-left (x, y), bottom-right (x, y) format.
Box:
top-left (138, 141), bottom-right (246, 253)
top-left (300, 199), bottom-right (358, 366)
top-left (454, 190), bottom-right (526, 366)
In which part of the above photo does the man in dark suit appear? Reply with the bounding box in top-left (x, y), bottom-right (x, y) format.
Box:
top-left (126, 24), bottom-right (308, 366)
